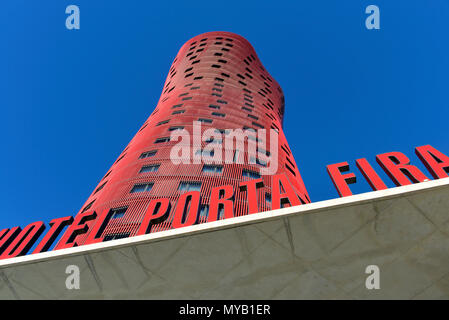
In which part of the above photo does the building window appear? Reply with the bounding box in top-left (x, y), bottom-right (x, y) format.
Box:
top-left (233, 150), bottom-right (240, 163)
top-left (198, 118), bottom-right (213, 124)
top-left (178, 182), bottom-right (201, 192)
top-left (258, 148), bottom-right (270, 156)
top-left (115, 153), bottom-right (126, 164)
top-left (242, 169), bottom-right (261, 179)
top-left (157, 120), bottom-right (170, 126)
top-left (205, 137), bottom-right (222, 144)
top-left (252, 122), bottom-right (264, 129)
top-left (250, 156), bottom-right (267, 167)
top-left (169, 126), bottom-right (184, 131)
top-left (266, 194), bottom-right (272, 206)
top-left (139, 150), bottom-right (157, 159)
top-left (199, 205), bottom-right (209, 219)
top-left (138, 123), bottom-right (148, 132)
top-left (172, 110), bottom-right (185, 115)
top-left (212, 112), bottom-right (225, 117)
top-left (110, 207), bottom-right (127, 219)
top-left (247, 135), bottom-right (260, 142)
top-left (285, 163), bottom-right (297, 176)
top-left (209, 104), bottom-right (220, 109)
top-left (104, 232), bottom-right (130, 242)
top-left (215, 128), bottom-right (229, 135)
top-left (94, 181), bottom-right (107, 194)
top-left (81, 200), bottom-right (95, 213)
top-left (202, 165), bottom-right (223, 174)
top-left (140, 164), bottom-right (160, 173)
top-left (130, 183), bottom-right (154, 193)
top-left (102, 170), bottom-right (112, 181)
top-left (196, 149), bottom-right (215, 157)
top-left (154, 137), bottom-right (170, 144)
top-left (217, 206), bottom-right (225, 220)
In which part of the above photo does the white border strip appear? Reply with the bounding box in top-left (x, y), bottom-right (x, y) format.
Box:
top-left (1, 177), bottom-right (449, 268)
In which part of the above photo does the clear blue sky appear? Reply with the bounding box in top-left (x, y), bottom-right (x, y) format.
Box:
top-left (1, 0), bottom-right (448, 229)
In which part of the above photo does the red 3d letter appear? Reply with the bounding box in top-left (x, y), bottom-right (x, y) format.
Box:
top-left (376, 151), bottom-right (429, 186)
top-left (0, 221), bottom-right (45, 259)
top-left (272, 174), bottom-right (302, 210)
top-left (83, 208), bottom-right (115, 245)
top-left (54, 210), bottom-right (97, 250)
top-left (208, 185), bottom-right (234, 222)
top-left (0, 227), bottom-right (22, 255)
top-left (356, 158), bottom-right (387, 191)
top-left (415, 145), bottom-right (449, 179)
top-left (33, 216), bottom-right (74, 253)
top-left (172, 191), bottom-right (200, 229)
top-left (327, 162), bottom-right (356, 197)
top-left (239, 178), bottom-right (264, 214)
top-left (137, 198), bottom-right (171, 235)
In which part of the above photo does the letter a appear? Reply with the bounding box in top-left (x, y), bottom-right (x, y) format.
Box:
top-left (365, 5), bottom-right (380, 30)
top-left (66, 5), bottom-right (80, 30)
top-left (65, 265), bottom-right (80, 289)
top-left (365, 265), bottom-right (380, 289)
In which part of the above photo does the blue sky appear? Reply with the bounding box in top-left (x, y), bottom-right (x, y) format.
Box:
top-left (0, 0), bottom-right (448, 229)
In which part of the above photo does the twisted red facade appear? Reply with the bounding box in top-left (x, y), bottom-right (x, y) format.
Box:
top-left (65, 31), bottom-right (310, 244)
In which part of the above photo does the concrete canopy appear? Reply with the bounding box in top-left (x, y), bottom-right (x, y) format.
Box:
top-left (1, 178), bottom-right (449, 299)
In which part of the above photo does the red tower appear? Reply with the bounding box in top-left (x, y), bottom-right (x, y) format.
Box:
top-left (58, 31), bottom-right (310, 246)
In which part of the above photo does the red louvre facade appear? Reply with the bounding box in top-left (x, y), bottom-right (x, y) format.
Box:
top-left (59, 31), bottom-right (310, 245)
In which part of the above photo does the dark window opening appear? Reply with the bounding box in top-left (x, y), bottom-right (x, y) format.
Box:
top-left (114, 153), bottom-right (126, 165)
top-left (154, 137), bottom-right (170, 143)
top-left (157, 120), bottom-right (170, 126)
top-left (140, 164), bottom-right (160, 173)
top-left (202, 165), bottom-right (223, 174)
top-left (139, 150), bottom-right (157, 159)
top-left (110, 207), bottom-right (127, 220)
top-left (81, 200), bottom-right (95, 213)
top-left (130, 183), bottom-right (154, 193)
top-left (178, 182), bottom-right (201, 192)
top-left (199, 205), bottom-right (209, 219)
top-left (285, 163), bottom-right (297, 176)
top-left (104, 232), bottom-right (130, 242)
top-left (94, 181), bottom-right (107, 194)
top-left (242, 169), bottom-right (261, 179)
top-left (252, 122), bottom-right (264, 129)
top-left (169, 126), bottom-right (185, 131)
